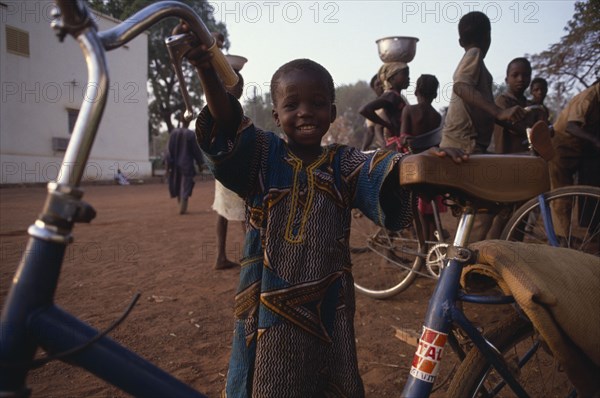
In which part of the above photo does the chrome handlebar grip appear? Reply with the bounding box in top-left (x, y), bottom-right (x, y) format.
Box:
top-left (164, 33), bottom-right (239, 122)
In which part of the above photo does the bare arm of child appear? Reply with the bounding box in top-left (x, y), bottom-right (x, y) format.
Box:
top-left (373, 123), bottom-right (386, 148)
top-left (454, 82), bottom-right (526, 124)
top-left (400, 105), bottom-right (413, 145)
top-left (359, 98), bottom-right (394, 131)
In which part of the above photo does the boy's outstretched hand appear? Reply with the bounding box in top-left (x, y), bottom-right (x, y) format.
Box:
top-left (497, 105), bottom-right (526, 124)
top-left (170, 20), bottom-right (238, 133)
top-left (427, 147), bottom-right (469, 164)
top-left (171, 21), bottom-right (213, 69)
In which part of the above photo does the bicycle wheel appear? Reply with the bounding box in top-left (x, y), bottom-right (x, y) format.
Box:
top-left (501, 185), bottom-right (600, 256)
top-left (447, 313), bottom-right (574, 397)
top-left (350, 211), bottom-right (424, 299)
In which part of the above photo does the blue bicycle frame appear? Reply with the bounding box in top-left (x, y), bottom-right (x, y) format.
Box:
top-left (399, 188), bottom-right (573, 398)
top-left (0, 1), bottom-right (236, 396)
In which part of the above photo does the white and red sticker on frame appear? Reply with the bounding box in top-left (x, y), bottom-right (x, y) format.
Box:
top-left (409, 326), bottom-right (448, 383)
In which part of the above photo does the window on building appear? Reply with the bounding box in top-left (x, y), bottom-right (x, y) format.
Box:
top-left (67, 108), bottom-right (79, 134)
top-left (5, 26), bottom-right (30, 57)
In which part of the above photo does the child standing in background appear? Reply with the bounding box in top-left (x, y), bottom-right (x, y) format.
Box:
top-left (400, 74), bottom-right (447, 241)
top-left (400, 74), bottom-right (442, 152)
top-left (529, 77), bottom-right (552, 125)
top-left (493, 57), bottom-right (546, 154)
top-left (440, 11), bottom-right (526, 243)
top-left (440, 11), bottom-right (525, 154)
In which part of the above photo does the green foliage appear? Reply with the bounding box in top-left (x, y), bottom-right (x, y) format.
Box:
top-left (87, 0), bottom-right (228, 136)
top-left (528, 0), bottom-right (599, 108)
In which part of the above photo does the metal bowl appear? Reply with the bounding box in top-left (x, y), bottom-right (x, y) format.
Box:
top-left (225, 54), bottom-right (248, 71)
top-left (376, 36), bottom-right (419, 63)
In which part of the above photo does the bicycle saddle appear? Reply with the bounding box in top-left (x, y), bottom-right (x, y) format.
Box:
top-left (399, 152), bottom-right (550, 204)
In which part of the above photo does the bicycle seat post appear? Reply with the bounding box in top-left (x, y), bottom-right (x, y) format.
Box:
top-left (452, 207), bottom-right (476, 247)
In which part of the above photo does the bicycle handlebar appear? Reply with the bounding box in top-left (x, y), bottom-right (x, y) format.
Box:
top-left (50, 0), bottom-right (237, 187)
top-left (97, 1), bottom-right (237, 88)
top-left (54, 0), bottom-right (89, 31)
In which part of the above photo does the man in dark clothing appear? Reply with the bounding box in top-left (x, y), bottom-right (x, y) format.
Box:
top-left (166, 118), bottom-right (205, 214)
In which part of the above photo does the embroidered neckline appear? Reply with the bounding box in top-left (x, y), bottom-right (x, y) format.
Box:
top-left (284, 147), bottom-right (329, 243)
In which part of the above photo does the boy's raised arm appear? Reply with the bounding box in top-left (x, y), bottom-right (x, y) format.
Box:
top-left (172, 23), bottom-right (241, 135)
top-left (194, 62), bottom-right (240, 132)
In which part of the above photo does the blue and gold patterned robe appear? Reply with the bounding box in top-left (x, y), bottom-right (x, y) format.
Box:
top-left (196, 99), bottom-right (412, 398)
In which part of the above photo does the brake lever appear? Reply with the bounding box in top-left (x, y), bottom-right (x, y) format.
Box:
top-left (165, 32), bottom-right (198, 122)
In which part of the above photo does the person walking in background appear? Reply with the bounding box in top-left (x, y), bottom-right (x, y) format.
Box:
top-left (166, 116), bottom-right (205, 214)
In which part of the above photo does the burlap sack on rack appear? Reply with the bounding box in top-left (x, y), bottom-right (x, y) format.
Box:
top-left (460, 240), bottom-right (600, 397)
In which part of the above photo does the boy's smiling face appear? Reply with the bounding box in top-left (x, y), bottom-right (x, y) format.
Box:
top-left (272, 69), bottom-right (336, 154)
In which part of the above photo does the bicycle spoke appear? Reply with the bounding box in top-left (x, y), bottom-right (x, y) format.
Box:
top-left (350, 213), bottom-right (423, 298)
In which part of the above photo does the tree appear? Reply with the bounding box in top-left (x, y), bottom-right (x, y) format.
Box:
top-left (243, 89), bottom-right (280, 135)
top-left (492, 82), bottom-right (506, 99)
top-left (330, 81), bottom-right (377, 147)
top-left (87, 0), bottom-right (228, 136)
top-left (528, 0), bottom-right (599, 107)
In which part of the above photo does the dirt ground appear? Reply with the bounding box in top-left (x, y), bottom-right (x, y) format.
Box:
top-left (0, 178), bottom-right (507, 397)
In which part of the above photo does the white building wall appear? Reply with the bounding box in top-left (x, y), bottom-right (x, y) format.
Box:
top-left (1, 2), bottom-right (150, 184)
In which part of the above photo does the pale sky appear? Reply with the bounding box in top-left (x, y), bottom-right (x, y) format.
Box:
top-left (213, 0), bottom-right (577, 109)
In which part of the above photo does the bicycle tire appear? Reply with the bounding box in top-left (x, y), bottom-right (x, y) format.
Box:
top-left (350, 213), bottom-right (424, 299)
top-left (447, 313), bottom-right (574, 397)
top-left (501, 185), bottom-right (600, 256)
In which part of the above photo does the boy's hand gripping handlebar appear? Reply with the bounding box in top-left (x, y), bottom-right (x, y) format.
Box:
top-left (165, 31), bottom-right (238, 122)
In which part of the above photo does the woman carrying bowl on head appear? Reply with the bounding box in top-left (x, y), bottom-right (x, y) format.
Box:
top-left (359, 36), bottom-right (417, 151)
top-left (359, 62), bottom-right (410, 151)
